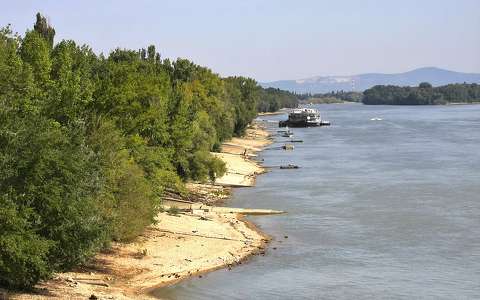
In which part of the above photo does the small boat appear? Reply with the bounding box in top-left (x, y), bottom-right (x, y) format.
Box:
top-left (282, 144), bottom-right (294, 150)
top-left (280, 164), bottom-right (299, 169)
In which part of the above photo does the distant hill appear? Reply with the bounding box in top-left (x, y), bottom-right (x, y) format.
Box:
top-left (261, 67), bottom-right (480, 94)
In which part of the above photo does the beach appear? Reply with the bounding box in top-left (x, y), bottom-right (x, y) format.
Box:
top-left (4, 122), bottom-right (276, 300)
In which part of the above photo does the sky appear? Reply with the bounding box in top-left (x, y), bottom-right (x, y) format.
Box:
top-left (1, 0), bottom-right (479, 82)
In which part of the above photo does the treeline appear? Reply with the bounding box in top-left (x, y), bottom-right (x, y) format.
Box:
top-left (363, 82), bottom-right (480, 105)
top-left (0, 14), bottom-right (291, 289)
top-left (297, 91), bottom-right (363, 103)
top-left (257, 87), bottom-right (299, 112)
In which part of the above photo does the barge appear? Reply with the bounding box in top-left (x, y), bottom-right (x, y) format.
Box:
top-left (279, 108), bottom-right (330, 127)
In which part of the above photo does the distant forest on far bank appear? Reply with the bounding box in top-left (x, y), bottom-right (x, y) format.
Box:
top-left (296, 83), bottom-right (480, 106)
top-left (363, 83), bottom-right (480, 105)
top-left (298, 91), bottom-right (363, 104)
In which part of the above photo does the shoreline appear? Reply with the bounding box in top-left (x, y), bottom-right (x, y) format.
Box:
top-left (5, 121), bottom-right (277, 300)
top-left (257, 108), bottom-right (289, 116)
top-left (143, 213), bottom-right (271, 296)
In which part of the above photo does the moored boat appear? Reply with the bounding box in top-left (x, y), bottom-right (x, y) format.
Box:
top-left (279, 108), bottom-right (329, 127)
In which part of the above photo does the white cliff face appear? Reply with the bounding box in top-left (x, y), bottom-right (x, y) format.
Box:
top-left (328, 77), bottom-right (353, 83)
top-left (295, 76), bottom-right (353, 84)
top-left (263, 67), bottom-right (480, 94)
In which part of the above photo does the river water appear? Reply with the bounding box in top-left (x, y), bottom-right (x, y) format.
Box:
top-left (155, 104), bottom-right (480, 299)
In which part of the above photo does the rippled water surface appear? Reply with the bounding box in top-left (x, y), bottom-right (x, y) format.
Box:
top-left (155, 104), bottom-right (480, 299)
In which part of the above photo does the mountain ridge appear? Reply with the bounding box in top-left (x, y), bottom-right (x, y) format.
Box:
top-left (261, 67), bottom-right (480, 94)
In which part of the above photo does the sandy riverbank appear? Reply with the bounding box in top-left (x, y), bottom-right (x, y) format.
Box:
top-left (5, 212), bottom-right (269, 300)
top-left (257, 109), bottom-right (289, 116)
top-left (210, 123), bottom-right (273, 187)
top-left (4, 121), bottom-right (276, 300)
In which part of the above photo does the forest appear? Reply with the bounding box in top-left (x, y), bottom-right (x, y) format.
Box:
top-left (257, 87), bottom-right (298, 112)
top-left (297, 91), bottom-right (363, 104)
top-left (0, 14), bottom-right (298, 289)
top-left (362, 82), bottom-right (480, 105)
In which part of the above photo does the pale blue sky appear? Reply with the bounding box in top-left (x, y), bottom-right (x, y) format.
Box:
top-left (2, 0), bottom-right (479, 81)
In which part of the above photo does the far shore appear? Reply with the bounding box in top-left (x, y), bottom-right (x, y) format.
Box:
top-left (5, 121), bottom-right (278, 300)
top-left (446, 101), bottom-right (480, 105)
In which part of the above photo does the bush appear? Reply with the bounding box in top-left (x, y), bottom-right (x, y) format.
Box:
top-left (110, 160), bottom-right (156, 242)
top-left (0, 196), bottom-right (52, 289)
top-left (189, 150), bottom-right (226, 182)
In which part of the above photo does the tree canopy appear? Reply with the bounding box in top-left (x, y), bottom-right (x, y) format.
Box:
top-left (297, 90), bottom-right (363, 104)
top-left (257, 87), bottom-right (298, 113)
top-left (0, 14), bottom-right (298, 289)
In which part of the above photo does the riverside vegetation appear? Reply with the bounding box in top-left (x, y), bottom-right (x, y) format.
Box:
top-left (298, 91), bottom-right (363, 104)
top-left (362, 82), bottom-right (480, 105)
top-left (0, 14), bottom-right (299, 289)
top-left (296, 83), bottom-right (480, 105)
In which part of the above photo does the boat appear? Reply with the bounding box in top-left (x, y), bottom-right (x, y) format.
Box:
top-left (279, 108), bottom-right (330, 127)
top-left (280, 164), bottom-right (299, 169)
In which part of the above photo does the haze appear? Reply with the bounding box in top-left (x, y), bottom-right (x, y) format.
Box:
top-left (2, 0), bottom-right (479, 82)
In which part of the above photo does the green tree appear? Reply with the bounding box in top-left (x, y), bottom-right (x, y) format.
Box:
top-left (0, 13), bottom-right (294, 289)
top-left (419, 82), bottom-right (432, 89)
top-left (19, 30), bottom-right (51, 90)
top-left (33, 13), bottom-right (55, 48)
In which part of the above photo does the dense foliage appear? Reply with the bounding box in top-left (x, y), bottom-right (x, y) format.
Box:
top-left (0, 14), bottom-right (293, 289)
top-left (296, 90), bottom-right (362, 104)
top-left (363, 82), bottom-right (480, 105)
top-left (257, 87), bottom-right (298, 112)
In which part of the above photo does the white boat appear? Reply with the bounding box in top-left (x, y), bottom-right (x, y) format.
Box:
top-left (279, 108), bottom-right (329, 127)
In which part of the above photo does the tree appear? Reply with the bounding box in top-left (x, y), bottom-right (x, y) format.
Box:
top-left (33, 13), bottom-right (55, 48)
top-left (147, 45), bottom-right (156, 63)
top-left (19, 30), bottom-right (52, 89)
top-left (419, 82), bottom-right (432, 89)
top-left (1, 13), bottom-right (292, 289)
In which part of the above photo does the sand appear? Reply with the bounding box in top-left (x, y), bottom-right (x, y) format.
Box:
top-left (211, 152), bottom-right (264, 187)
top-left (212, 124), bottom-right (273, 187)
top-left (257, 109), bottom-right (289, 116)
top-left (4, 121), bottom-right (275, 300)
top-left (5, 212), bottom-right (269, 300)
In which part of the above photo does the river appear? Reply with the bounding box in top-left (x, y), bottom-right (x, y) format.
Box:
top-left (155, 103), bottom-right (480, 299)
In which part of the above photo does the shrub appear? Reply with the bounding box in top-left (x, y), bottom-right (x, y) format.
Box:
top-left (189, 150), bottom-right (226, 182)
top-left (0, 195), bottom-right (52, 289)
top-left (110, 160), bottom-right (156, 242)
